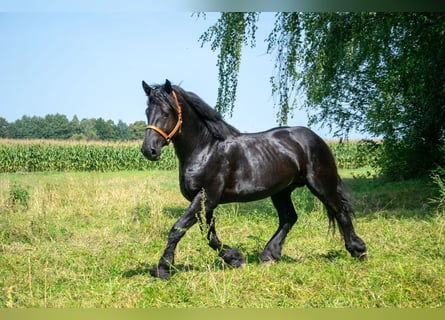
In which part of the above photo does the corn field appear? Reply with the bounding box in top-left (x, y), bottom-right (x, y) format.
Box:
top-left (0, 139), bottom-right (380, 173)
top-left (328, 139), bottom-right (381, 170)
top-left (0, 139), bottom-right (177, 172)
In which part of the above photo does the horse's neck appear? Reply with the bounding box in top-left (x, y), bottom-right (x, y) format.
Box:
top-left (172, 104), bottom-right (215, 163)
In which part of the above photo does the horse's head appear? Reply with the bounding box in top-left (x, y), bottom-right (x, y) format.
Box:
top-left (141, 79), bottom-right (182, 161)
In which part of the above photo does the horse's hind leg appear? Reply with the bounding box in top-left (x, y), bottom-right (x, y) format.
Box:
top-left (260, 190), bottom-right (298, 262)
top-left (306, 173), bottom-right (367, 260)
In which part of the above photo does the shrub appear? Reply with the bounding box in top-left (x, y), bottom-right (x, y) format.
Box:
top-left (8, 182), bottom-right (31, 211)
top-left (430, 147), bottom-right (445, 214)
top-left (328, 139), bottom-right (381, 170)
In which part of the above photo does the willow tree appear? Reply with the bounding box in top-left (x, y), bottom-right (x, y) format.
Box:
top-left (200, 12), bottom-right (445, 179)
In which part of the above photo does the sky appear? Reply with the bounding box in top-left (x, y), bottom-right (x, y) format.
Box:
top-left (0, 6), bottom-right (364, 138)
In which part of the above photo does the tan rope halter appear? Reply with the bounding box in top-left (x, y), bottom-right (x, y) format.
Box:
top-left (145, 91), bottom-right (183, 144)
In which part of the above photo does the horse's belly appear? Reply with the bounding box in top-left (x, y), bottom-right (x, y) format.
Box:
top-left (220, 174), bottom-right (298, 203)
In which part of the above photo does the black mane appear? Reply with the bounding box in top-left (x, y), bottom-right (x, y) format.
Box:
top-left (173, 86), bottom-right (241, 141)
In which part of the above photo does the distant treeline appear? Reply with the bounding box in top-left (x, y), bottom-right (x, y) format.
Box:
top-left (0, 114), bottom-right (146, 141)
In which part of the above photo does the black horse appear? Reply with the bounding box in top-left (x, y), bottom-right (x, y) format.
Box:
top-left (141, 79), bottom-right (367, 279)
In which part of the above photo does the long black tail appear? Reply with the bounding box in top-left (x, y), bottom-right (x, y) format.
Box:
top-left (326, 178), bottom-right (355, 234)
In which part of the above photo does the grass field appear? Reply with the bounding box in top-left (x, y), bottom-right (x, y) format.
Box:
top-left (0, 168), bottom-right (444, 307)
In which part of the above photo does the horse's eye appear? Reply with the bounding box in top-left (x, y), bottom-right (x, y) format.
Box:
top-left (162, 112), bottom-right (169, 118)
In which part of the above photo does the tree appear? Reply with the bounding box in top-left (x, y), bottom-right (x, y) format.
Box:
top-left (200, 12), bottom-right (445, 179)
top-left (0, 117), bottom-right (9, 138)
top-left (79, 118), bottom-right (98, 140)
top-left (116, 119), bottom-right (131, 140)
top-left (199, 12), bottom-right (259, 117)
top-left (3, 114), bottom-right (142, 141)
top-left (6, 115), bottom-right (36, 139)
top-left (70, 115), bottom-right (81, 137)
top-left (43, 114), bottom-right (71, 139)
top-left (94, 118), bottom-right (117, 140)
top-left (128, 121), bottom-right (146, 140)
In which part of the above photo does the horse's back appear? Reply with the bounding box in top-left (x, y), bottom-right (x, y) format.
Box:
top-left (237, 126), bottom-right (332, 160)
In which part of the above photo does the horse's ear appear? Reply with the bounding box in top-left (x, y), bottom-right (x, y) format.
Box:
top-left (164, 79), bottom-right (172, 94)
top-left (142, 81), bottom-right (152, 96)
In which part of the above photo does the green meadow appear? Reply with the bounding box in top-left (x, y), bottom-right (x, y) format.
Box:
top-left (1, 166), bottom-right (444, 307)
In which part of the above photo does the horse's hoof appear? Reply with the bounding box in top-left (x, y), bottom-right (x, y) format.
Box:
top-left (259, 251), bottom-right (280, 264)
top-left (220, 248), bottom-right (246, 268)
top-left (261, 259), bottom-right (276, 267)
top-left (356, 252), bottom-right (368, 261)
top-left (149, 266), bottom-right (173, 280)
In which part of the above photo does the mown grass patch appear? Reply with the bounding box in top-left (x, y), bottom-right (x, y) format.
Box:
top-left (0, 170), bottom-right (443, 307)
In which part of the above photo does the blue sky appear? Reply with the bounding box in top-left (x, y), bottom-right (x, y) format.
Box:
top-left (0, 9), bottom-right (360, 138)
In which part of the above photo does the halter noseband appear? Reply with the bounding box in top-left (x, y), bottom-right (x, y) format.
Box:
top-left (145, 91), bottom-right (183, 144)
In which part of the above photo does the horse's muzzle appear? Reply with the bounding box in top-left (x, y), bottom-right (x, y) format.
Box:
top-left (141, 144), bottom-right (161, 161)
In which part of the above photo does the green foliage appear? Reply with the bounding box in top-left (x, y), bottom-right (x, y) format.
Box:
top-left (300, 12), bottom-right (445, 179)
top-left (0, 117), bottom-right (9, 138)
top-left (430, 148), bottom-right (445, 214)
top-left (431, 171), bottom-right (445, 214)
top-left (267, 13), bottom-right (302, 125)
top-left (3, 114), bottom-right (146, 141)
top-left (200, 13), bottom-right (445, 179)
top-left (199, 12), bottom-right (259, 116)
top-left (0, 140), bottom-right (177, 173)
top-left (7, 182), bottom-right (31, 212)
top-left (328, 140), bottom-right (381, 171)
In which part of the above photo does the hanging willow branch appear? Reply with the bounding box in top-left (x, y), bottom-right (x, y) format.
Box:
top-left (199, 12), bottom-right (259, 117)
top-left (266, 12), bottom-right (302, 125)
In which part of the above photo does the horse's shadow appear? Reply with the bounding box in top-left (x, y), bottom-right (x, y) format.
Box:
top-left (121, 250), bottom-right (343, 279)
top-left (122, 256), bottom-right (252, 279)
top-left (122, 263), bottom-right (202, 279)
top-left (121, 263), bottom-right (152, 278)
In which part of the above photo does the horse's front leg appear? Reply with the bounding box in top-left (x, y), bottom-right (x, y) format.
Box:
top-left (150, 192), bottom-right (202, 279)
top-left (205, 212), bottom-right (246, 268)
top-left (194, 191), bottom-right (246, 268)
